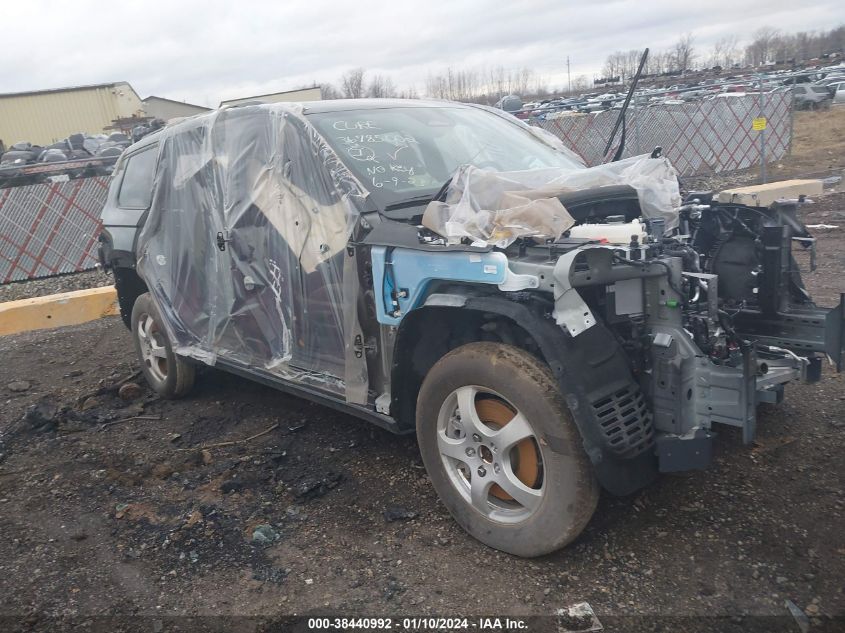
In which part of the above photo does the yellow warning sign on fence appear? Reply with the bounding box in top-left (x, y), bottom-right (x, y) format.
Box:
top-left (752, 117), bottom-right (767, 131)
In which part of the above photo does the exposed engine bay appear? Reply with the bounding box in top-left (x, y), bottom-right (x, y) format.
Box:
top-left (364, 162), bottom-right (844, 478)
top-left (502, 185), bottom-right (845, 472)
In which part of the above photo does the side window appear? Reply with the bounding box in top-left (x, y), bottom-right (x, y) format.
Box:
top-left (118, 147), bottom-right (157, 209)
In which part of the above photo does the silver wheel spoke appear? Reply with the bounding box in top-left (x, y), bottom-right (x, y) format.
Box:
top-left (437, 431), bottom-right (470, 462)
top-left (136, 312), bottom-right (168, 382)
top-left (455, 386), bottom-right (489, 439)
top-left (470, 472), bottom-right (493, 513)
top-left (496, 465), bottom-right (543, 511)
top-left (137, 320), bottom-right (149, 345)
top-left (493, 412), bottom-right (534, 451)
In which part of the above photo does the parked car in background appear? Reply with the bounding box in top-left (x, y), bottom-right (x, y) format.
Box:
top-left (814, 74), bottom-right (845, 88)
top-left (495, 94), bottom-right (523, 113)
top-left (834, 84), bottom-right (845, 105)
top-left (821, 80), bottom-right (845, 98)
top-left (783, 74), bottom-right (815, 85)
top-left (793, 84), bottom-right (832, 109)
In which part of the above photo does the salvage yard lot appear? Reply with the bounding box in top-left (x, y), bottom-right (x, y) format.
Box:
top-left (1, 195), bottom-right (844, 631)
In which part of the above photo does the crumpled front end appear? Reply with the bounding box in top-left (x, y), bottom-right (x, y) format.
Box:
top-left (421, 154), bottom-right (681, 247)
top-left (503, 193), bottom-right (844, 473)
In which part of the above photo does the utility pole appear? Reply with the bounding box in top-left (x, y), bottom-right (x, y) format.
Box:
top-left (758, 74), bottom-right (767, 184)
top-left (567, 56), bottom-right (572, 93)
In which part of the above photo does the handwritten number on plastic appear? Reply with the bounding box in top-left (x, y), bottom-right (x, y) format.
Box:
top-left (331, 120), bottom-right (424, 191)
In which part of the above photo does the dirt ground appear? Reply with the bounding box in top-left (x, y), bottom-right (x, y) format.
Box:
top-left (778, 107), bottom-right (845, 180)
top-left (2, 116), bottom-right (845, 633)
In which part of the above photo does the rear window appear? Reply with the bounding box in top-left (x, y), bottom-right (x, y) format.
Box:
top-left (118, 147), bottom-right (157, 209)
top-left (794, 87), bottom-right (807, 94)
top-left (811, 86), bottom-right (830, 94)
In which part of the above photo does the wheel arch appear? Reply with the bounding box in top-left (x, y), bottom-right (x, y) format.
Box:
top-left (113, 266), bottom-right (148, 329)
top-left (391, 291), bottom-right (659, 495)
top-left (390, 299), bottom-right (547, 434)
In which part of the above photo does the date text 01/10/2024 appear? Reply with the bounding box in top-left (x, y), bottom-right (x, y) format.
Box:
top-left (306, 617), bottom-right (530, 630)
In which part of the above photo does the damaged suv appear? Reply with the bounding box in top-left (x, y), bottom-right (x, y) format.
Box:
top-left (99, 99), bottom-right (845, 557)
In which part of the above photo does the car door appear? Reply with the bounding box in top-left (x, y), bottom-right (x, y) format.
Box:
top-left (216, 109), bottom-right (355, 391)
top-left (276, 122), bottom-right (352, 381)
top-left (138, 123), bottom-right (228, 353)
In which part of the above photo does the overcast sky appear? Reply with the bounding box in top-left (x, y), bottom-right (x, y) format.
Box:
top-left (3, 1), bottom-right (842, 106)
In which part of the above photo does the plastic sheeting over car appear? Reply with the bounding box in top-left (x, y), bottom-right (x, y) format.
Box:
top-left (135, 104), bottom-right (367, 397)
top-left (421, 154), bottom-right (682, 247)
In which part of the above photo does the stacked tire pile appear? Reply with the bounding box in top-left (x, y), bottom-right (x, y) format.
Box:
top-left (0, 132), bottom-right (132, 167)
top-left (0, 132), bottom-right (133, 188)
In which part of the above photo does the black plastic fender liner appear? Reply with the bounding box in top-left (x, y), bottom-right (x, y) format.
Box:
top-left (426, 294), bottom-right (658, 496)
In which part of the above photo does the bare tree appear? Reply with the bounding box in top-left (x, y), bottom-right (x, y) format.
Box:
top-left (604, 50), bottom-right (646, 83)
top-left (710, 34), bottom-right (739, 68)
top-left (645, 50), bottom-right (668, 76)
top-left (750, 25), bottom-right (845, 65)
top-left (320, 83), bottom-right (342, 100)
top-left (488, 66), bottom-right (506, 100)
top-left (367, 74), bottom-right (397, 98)
top-left (744, 27), bottom-right (780, 66)
top-left (425, 67), bottom-right (488, 102)
top-left (531, 74), bottom-right (550, 98)
top-left (340, 68), bottom-right (366, 99)
top-left (603, 51), bottom-right (623, 81)
top-left (672, 33), bottom-right (696, 72)
top-left (397, 86), bottom-right (419, 99)
top-left (425, 72), bottom-right (447, 99)
top-left (652, 50), bottom-right (674, 75)
top-left (508, 68), bottom-right (534, 96)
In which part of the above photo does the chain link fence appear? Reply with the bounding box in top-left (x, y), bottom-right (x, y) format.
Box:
top-left (0, 176), bottom-right (107, 283)
top-left (533, 92), bottom-right (793, 176)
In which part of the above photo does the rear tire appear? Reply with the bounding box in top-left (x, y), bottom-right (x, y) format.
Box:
top-left (131, 293), bottom-right (195, 399)
top-left (416, 342), bottom-right (599, 557)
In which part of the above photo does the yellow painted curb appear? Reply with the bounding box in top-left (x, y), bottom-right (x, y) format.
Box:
top-left (0, 286), bottom-right (119, 336)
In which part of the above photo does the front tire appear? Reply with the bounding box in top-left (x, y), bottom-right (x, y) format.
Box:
top-left (131, 292), bottom-right (195, 399)
top-left (416, 342), bottom-right (599, 557)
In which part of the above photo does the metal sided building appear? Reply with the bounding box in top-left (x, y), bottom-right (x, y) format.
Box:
top-left (219, 86), bottom-right (322, 108)
top-left (0, 81), bottom-right (145, 146)
top-left (142, 96), bottom-right (211, 122)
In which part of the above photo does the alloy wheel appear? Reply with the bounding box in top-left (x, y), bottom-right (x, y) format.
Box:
top-left (436, 385), bottom-right (544, 524)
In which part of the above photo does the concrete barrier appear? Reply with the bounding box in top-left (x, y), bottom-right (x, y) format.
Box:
top-left (0, 286), bottom-right (118, 336)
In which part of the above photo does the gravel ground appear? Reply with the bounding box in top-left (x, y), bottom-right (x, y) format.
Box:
top-left (0, 269), bottom-right (111, 303)
top-left (0, 195), bottom-right (843, 632)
